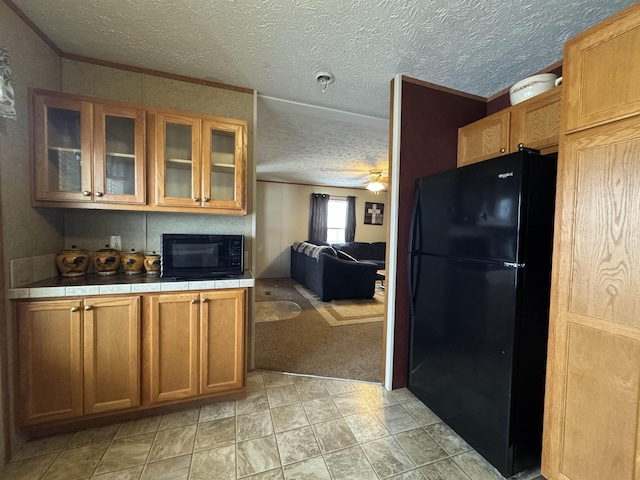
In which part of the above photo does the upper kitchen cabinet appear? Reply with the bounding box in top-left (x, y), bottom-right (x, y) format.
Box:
top-left (32, 90), bottom-right (145, 206)
top-left (564, 7), bottom-right (640, 133)
top-left (149, 110), bottom-right (247, 214)
top-left (457, 110), bottom-right (510, 166)
top-left (458, 86), bottom-right (561, 167)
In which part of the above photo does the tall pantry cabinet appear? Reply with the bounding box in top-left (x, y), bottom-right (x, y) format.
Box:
top-left (542, 3), bottom-right (640, 480)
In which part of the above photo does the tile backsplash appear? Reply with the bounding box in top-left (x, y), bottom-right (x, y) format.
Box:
top-left (10, 254), bottom-right (57, 288)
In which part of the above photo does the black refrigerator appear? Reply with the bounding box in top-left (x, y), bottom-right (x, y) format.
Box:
top-left (407, 149), bottom-right (557, 477)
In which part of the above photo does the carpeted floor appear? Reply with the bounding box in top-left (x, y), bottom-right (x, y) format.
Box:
top-left (254, 277), bottom-right (384, 383)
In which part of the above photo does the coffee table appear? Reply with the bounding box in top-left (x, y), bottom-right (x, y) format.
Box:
top-left (376, 270), bottom-right (385, 289)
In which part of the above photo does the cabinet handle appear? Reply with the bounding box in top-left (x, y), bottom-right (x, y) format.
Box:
top-left (193, 197), bottom-right (200, 202)
top-left (70, 306), bottom-right (79, 312)
top-left (500, 148), bottom-right (506, 153)
top-left (203, 197), bottom-right (210, 202)
top-left (191, 299), bottom-right (198, 304)
top-left (82, 191), bottom-right (91, 196)
top-left (96, 191), bottom-right (104, 197)
top-left (84, 305), bottom-right (92, 311)
top-left (202, 298), bottom-right (209, 303)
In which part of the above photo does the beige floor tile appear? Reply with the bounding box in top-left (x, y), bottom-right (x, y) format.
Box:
top-left (115, 417), bottom-right (161, 439)
top-left (236, 435), bottom-right (281, 477)
top-left (390, 388), bottom-right (418, 404)
top-left (283, 456), bottom-right (331, 480)
top-left (375, 404), bottom-right (420, 434)
top-left (199, 400), bottom-right (236, 423)
top-left (237, 410), bottom-right (275, 442)
top-left (361, 386), bottom-right (400, 409)
top-left (146, 424), bottom-right (196, 463)
top-left (275, 426), bottom-right (321, 465)
top-left (140, 454), bottom-right (191, 480)
top-left (388, 469), bottom-right (426, 480)
top-left (190, 444), bottom-right (235, 480)
top-left (158, 408), bottom-right (200, 430)
top-left (248, 467), bottom-right (285, 479)
top-left (42, 443), bottom-right (108, 480)
top-left (301, 398), bottom-right (341, 424)
top-left (266, 385), bottom-right (301, 408)
top-left (323, 445), bottom-right (378, 480)
top-left (94, 433), bottom-right (155, 475)
top-left (394, 428), bottom-right (448, 466)
top-left (0, 453), bottom-right (58, 480)
top-left (402, 400), bottom-right (441, 426)
top-left (293, 381), bottom-right (330, 402)
top-left (194, 417), bottom-right (236, 452)
top-left (12, 433), bottom-right (74, 460)
top-left (90, 465), bottom-right (144, 479)
top-left (419, 457), bottom-right (472, 480)
top-left (323, 379), bottom-right (356, 396)
top-left (236, 390), bottom-right (270, 415)
top-left (270, 403), bottom-right (309, 433)
top-left (361, 436), bottom-right (416, 478)
top-left (311, 418), bottom-right (357, 454)
top-left (263, 372), bottom-right (295, 388)
top-left (425, 422), bottom-right (472, 456)
top-left (331, 391), bottom-right (372, 416)
top-left (343, 411), bottom-right (390, 443)
top-left (67, 425), bottom-right (120, 450)
top-left (452, 451), bottom-right (504, 480)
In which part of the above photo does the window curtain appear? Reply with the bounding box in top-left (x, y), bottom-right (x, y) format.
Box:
top-left (308, 193), bottom-right (330, 244)
top-left (0, 47), bottom-right (16, 120)
top-left (345, 196), bottom-right (356, 242)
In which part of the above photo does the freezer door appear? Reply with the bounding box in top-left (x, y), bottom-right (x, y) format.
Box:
top-left (415, 152), bottom-right (527, 262)
top-left (408, 255), bottom-right (521, 476)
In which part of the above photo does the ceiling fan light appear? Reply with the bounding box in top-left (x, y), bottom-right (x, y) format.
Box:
top-left (367, 181), bottom-right (385, 192)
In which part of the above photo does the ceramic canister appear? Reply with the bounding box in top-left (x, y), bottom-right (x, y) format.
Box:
top-left (56, 245), bottom-right (90, 277)
top-left (93, 245), bottom-right (121, 275)
top-left (122, 249), bottom-right (145, 274)
top-left (144, 252), bottom-right (161, 275)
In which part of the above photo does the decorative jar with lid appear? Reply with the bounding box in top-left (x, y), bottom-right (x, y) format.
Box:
top-left (144, 252), bottom-right (161, 275)
top-left (93, 245), bottom-right (121, 275)
top-left (122, 249), bottom-right (144, 275)
top-left (56, 245), bottom-right (90, 277)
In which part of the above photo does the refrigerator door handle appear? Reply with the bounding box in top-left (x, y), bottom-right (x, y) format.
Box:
top-left (409, 186), bottom-right (422, 316)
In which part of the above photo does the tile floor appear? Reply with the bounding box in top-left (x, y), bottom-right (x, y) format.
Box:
top-left (1, 371), bottom-right (545, 480)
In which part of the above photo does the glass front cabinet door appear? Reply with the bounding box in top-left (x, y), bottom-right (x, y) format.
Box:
top-left (33, 92), bottom-right (145, 205)
top-left (154, 112), bottom-right (246, 213)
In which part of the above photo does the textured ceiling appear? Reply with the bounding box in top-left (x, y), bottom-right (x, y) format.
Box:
top-left (11, 0), bottom-right (637, 187)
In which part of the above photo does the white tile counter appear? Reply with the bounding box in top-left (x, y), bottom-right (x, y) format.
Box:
top-left (8, 271), bottom-right (255, 299)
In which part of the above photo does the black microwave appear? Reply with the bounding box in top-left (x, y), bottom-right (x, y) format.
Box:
top-left (161, 234), bottom-right (244, 279)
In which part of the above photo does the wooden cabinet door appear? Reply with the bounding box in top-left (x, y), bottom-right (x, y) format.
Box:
top-left (17, 299), bottom-right (83, 425)
top-left (33, 93), bottom-right (93, 203)
top-left (510, 87), bottom-right (561, 154)
top-left (199, 289), bottom-right (246, 394)
top-left (201, 119), bottom-right (247, 213)
top-left (144, 293), bottom-right (199, 403)
top-left (564, 3), bottom-right (640, 133)
top-left (83, 296), bottom-right (140, 414)
top-left (457, 110), bottom-right (510, 166)
top-left (93, 103), bottom-right (146, 205)
top-left (542, 116), bottom-right (640, 480)
top-left (154, 113), bottom-right (202, 208)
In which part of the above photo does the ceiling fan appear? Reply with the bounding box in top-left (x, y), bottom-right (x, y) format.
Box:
top-left (366, 171), bottom-right (389, 192)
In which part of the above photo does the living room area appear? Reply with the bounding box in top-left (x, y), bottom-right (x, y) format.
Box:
top-left (254, 181), bottom-right (389, 383)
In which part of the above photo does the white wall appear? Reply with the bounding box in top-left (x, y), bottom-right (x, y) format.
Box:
top-left (256, 181), bottom-right (388, 278)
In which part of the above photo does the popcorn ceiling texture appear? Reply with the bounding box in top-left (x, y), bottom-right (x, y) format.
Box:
top-left (13, 0), bottom-right (635, 117)
top-left (12, 0), bottom-right (636, 187)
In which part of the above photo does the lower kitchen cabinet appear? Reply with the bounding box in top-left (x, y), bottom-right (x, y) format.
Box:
top-left (17, 296), bottom-right (140, 426)
top-left (142, 288), bottom-right (246, 405)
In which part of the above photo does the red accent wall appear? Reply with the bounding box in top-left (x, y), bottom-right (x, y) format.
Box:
top-left (392, 79), bottom-right (486, 389)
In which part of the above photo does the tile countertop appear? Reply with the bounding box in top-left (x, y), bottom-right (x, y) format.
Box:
top-left (8, 271), bottom-right (255, 299)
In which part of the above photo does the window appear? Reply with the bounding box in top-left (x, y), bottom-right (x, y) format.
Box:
top-left (327, 198), bottom-right (347, 243)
